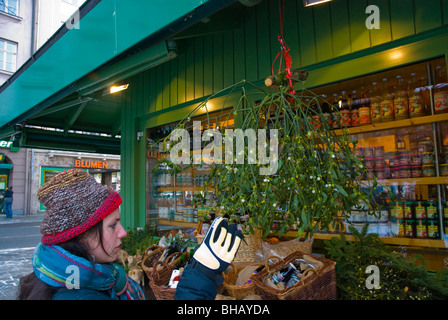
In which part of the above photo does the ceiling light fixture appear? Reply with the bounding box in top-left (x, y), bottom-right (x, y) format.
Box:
top-left (110, 84), bottom-right (129, 94)
top-left (303, 0), bottom-right (333, 7)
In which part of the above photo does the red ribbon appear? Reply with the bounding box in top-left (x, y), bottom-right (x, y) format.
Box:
top-left (271, 0), bottom-right (295, 95)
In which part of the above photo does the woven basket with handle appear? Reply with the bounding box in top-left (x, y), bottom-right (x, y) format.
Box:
top-left (222, 262), bottom-right (264, 299)
top-left (250, 251), bottom-right (337, 300)
top-left (141, 245), bottom-right (165, 279)
top-left (148, 260), bottom-right (176, 300)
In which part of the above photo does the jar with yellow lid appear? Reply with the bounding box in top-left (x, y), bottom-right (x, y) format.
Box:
top-left (441, 164), bottom-right (448, 176)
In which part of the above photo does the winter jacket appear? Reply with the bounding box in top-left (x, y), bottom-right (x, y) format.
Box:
top-left (51, 264), bottom-right (217, 300)
top-left (53, 288), bottom-right (112, 300)
top-left (174, 264), bottom-right (218, 300)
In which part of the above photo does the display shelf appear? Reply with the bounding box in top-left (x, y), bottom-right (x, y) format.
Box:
top-left (361, 176), bottom-right (448, 186)
top-left (334, 113), bottom-right (448, 136)
top-left (157, 186), bottom-right (211, 192)
top-left (313, 232), bottom-right (448, 249)
top-left (158, 219), bottom-right (197, 228)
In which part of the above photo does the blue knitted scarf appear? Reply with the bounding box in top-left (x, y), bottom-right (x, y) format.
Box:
top-left (33, 242), bottom-right (145, 300)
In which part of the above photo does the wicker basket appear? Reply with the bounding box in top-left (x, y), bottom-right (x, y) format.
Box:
top-left (255, 237), bottom-right (313, 262)
top-left (222, 262), bottom-right (264, 299)
top-left (251, 251), bottom-right (337, 300)
top-left (233, 231), bottom-right (261, 263)
top-left (148, 260), bottom-right (176, 300)
top-left (193, 220), bottom-right (205, 243)
top-left (143, 244), bottom-right (162, 256)
top-left (195, 232), bottom-right (260, 263)
top-left (141, 245), bottom-right (166, 279)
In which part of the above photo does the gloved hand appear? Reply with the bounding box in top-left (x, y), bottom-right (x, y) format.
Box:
top-left (189, 217), bottom-right (243, 282)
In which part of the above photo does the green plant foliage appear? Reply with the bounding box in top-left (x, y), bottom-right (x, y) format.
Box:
top-left (148, 80), bottom-right (382, 238)
top-left (325, 224), bottom-right (448, 300)
top-left (121, 227), bottom-right (160, 256)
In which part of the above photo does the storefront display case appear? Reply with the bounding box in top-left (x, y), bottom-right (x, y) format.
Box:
top-left (146, 112), bottom-right (234, 229)
top-left (145, 55), bottom-right (448, 267)
top-left (306, 56), bottom-right (448, 268)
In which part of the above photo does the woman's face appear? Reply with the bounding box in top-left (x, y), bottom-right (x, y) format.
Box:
top-left (84, 208), bottom-right (127, 264)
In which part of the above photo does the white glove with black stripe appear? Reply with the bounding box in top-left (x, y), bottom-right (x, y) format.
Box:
top-left (189, 217), bottom-right (243, 282)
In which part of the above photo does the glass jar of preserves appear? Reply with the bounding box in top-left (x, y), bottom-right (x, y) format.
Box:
top-left (380, 78), bottom-right (394, 122)
top-left (411, 153), bottom-right (421, 166)
top-left (374, 146), bottom-right (385, 158)
top-left (374, 158), bottom-right (386, 169)
top-left (418, 137), bottom-right (433, 153)
top-left (427, 220), bottom-right (440, 239)
top-left (426, 200), bottom-right (438, 219)
top-left (399, 165), bottom-right (411, 178)
top-left (394, 75), bottom-right (410, 120)
top-left (411, 165), bottom-right (422, 177)
top-left (398, 151), bottom-right (411, 166)
top-left (405, 219), bottom-right (415, 238)
top-left (363, 147), bottom-right (374, 158)
top-left (445, 221), bottom-right (448, 237)
top-left (390, 219), bottom-right (405, 237)
top-left (421, 152), bottom-right (434, 165)
top-left (375, 169), bottom-right (387, 179)
top-left (441, 164), bottom-right (448, 176)
top-left (354, 147), bottom-right (363, 158)
top-left (414, 201), bottom-right (426, 219)
top-left (416, 220), bottom-right (427, 239)
top-left (404, 202), bottom-right (414, 219)
top-left (364, 158), bottom-right (374, 169)
top-left (391, 202), bottom-right (404, 219)
top-left (409, 73), bottom-right (426, 117)
top-left (444, 201), bottom-right (448, 219)
top-left (422, 164), bottom-right (435, 177)
top-left (434, 65), bottom-right (448, 114)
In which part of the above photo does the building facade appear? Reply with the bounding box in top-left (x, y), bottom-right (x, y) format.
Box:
top-left (0, 0), bottom-right (110, 216)
top-left (0, 0), bottom-right (34, 86)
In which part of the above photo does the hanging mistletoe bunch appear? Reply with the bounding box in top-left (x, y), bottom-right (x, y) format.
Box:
top-left (209, 83), bottom-right (379, 237)
top-left (150, 79), bottom-right (380, 239)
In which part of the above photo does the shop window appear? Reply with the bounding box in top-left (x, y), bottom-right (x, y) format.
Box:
top-left (146, 110), bottom-right (234, 230)
top-left (307, 56), bottom-right (448, 249)
top-left (0, 175), bottom-right (7, 190)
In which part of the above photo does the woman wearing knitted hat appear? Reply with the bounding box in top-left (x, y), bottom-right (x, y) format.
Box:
top-left (18, 169), bottom-right (144, 300)
top-left (19, 169), bottom-right (243, 300)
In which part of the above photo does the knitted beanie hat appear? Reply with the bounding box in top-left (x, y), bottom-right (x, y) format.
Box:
top-left (38, 169), bottom-right (122, 245)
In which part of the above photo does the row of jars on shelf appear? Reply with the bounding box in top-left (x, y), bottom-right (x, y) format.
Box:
top-left (320, 199), bottom-right (447, 239)
top-left (315, 70), bottom-right (448, 129)
top-left (354, 139), bottom-right (448, 179)
top-left (156, 204), bottom-right (214, 223)
top-left (153, 172), bottom-right (211, 187)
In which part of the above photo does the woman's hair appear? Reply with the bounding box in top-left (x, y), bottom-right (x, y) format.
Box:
top-left (17, 221), bottom-right (105, 300)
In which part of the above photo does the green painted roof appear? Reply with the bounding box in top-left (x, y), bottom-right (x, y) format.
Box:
top-left (0, 0), bottom-right (236, 153)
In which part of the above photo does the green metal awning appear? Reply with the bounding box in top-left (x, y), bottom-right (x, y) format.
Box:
top-left (0, 0), bottom-right (237, 154)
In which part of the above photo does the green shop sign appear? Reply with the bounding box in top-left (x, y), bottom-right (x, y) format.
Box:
top-left (0, 141), bottom-right (12, 148)
top-left (0, 140), bottom-right (19, 151)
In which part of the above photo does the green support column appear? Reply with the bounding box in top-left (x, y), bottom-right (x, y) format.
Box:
top-left (120, 85), bottom-right (147, 231)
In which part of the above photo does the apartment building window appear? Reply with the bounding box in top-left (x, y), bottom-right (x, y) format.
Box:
top-left (62, 0), bottom-right (80, 6)
top-left (0, 39), bottom-right (17, 73)
top-left (0, 0), bottom-right (18, 16)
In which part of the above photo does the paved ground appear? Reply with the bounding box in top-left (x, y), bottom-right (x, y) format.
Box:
top-left (0, 214), bottom-right (43, 300)
top-left (0, 214), bottom-right (158, 300)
